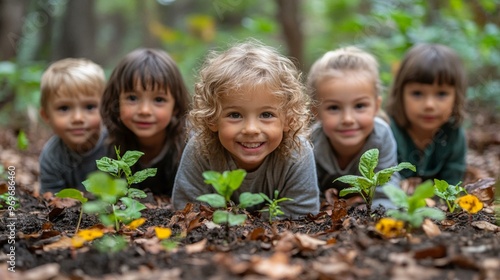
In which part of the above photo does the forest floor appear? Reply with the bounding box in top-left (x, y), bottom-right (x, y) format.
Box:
top-left (0, 112), bottom-right (499, 280)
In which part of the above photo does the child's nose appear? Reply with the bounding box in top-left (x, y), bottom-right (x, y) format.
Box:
top-left (138, 101), bottom-right (152, 115)
top-left (72, 108), bottom-right (84, 122)
top-left (341, 110), bottom-right (355, 124)
top-left (242, 119), bottom-right (260, 134)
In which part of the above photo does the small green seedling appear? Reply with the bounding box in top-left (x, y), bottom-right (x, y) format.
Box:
top-left (55, 189), bottom-right (88, 232)
top-left (259, 190), bottom-right (293, 223)
top-left (433, 179), bottom-right (466, 213)
top-left (17, 130), bottom-right (29, 151)
top-left (383, 180), bottom-right (445, 229)
top-left (93, 234), bottom-right (127, 253)
top-left (197, 169), bottom-right (264, 226)
top-left (334, 148), bottom-right (415, 212)
top-left (58, 147), bottom-right (157, 231)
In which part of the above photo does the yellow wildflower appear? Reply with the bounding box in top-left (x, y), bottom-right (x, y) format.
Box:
top-left (154, 227), bottom-right (172, 240)
top-left (127, 218), bottom-right (146, 230)
top-left (375, 218), bottom-right (405, 238)
top-left (456, 194), bottom-right (483, 214)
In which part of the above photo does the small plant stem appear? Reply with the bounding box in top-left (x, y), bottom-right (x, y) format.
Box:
top-left (75, 207), bottom-right (83, 233)
top-left (113, 205), bottom-right (119, 230)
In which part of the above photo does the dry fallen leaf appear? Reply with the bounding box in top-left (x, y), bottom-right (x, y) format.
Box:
top-left (185, 238), bottom-right (207, 254)
top-left (252, 252), bottom-right (303, 279)
top-left (294, 233), bottom-right (326, 250)
top-left (471, 220), bottom-right (499, 232)
top-left (422, 219), bottom-right (441, 238)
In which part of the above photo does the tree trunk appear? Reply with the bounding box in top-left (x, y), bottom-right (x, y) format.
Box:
top-left (0, 0), bottom-right (27, 60)
top-left (276, 0), bottom-right (303, 71)
top-left (54, 0), bottom-right (96, 61)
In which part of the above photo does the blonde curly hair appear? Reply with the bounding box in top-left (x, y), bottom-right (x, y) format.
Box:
top-left (191, 39), bottom-right (311, 159)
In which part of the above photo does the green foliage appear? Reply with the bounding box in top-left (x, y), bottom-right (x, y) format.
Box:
top-left (259, 190), bottom-right (293, 223)
top-left (93, 235), bottom-right (127, 253)
top-left (58, 147), bottom-right (156, 230)
top-left (197, 169), bottom-right (264, 226)
top-left (433, 179), bottom-right (466, 213)
top-left (0, 192), bottom-right (19, 210)
top-left (383, 181), bottom-right (445, 229)
top-left (17, 130), bottom-right (29, 151)
top-left (334, 149), bottom-right (415, 209)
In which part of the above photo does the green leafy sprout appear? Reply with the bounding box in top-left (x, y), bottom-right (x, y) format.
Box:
top-left (55, 189), bottom-right (88, 232)
top-left (259, 190), bottom-right (293, 223)
top-left (334, 148), bottom-right (416, 212)
top-left (383, 180), bottom-right (445, 229)
top-left (433, 179), bottom-right (466, 213)
top-left (57, 147), bottom-right (157, 231)
top-left (196, 169), bottom-right (264, 226)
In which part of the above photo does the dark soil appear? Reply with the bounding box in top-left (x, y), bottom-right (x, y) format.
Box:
top-left (1, 116), bottom-right (500, 280)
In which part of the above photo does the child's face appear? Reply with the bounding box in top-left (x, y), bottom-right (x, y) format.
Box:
top-left (119, 86), bottom-right (176, 147)
top-left (403, 82), bottom-right (456, 134)
top-left (41, 93), bottom-right (102, 153)
top-left (209, 86), bottom-right (288, 172)
top-left (315, 74), bottom-right (380, 154)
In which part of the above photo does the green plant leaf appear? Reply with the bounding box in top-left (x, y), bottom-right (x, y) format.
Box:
top-left (94, 235), bottom-right (127, 253)
top-left (213, 210), bottom-right (229, 224)
top-left (259, 193), bottom-right (272, 204)
top-left (226, 169), bottom-right (247, 192)
top-left (55, 188), bottom-right (88, 204)
top-left (416, 207), bottom-right (446, 221)
top-left (227, 213), bottom-right (247, 226)
top-left (83, 200), bottom-right (109, 214)
top-left (203, 171), bottom-right (225, 195)
top-left (359, 149), bottom-right (378, 179)
top-left (96, 157), bottom-right (118, 175)
top-left (382, 184), bottom-right (409, 208)
top-left (17, 130), bottom-right (29, 151)
top-left (238, 192), bottom-right (264, 208)
top-left (121, 150), bottom-right (144, 167)
top-left (339, 186), bottom-right (362, 197)
top-left (128, 188), bottom-right (147, 199)
top-left (376, 162), bottom-right (415, 185)
top-left (408, 180), bottom-right (434, 213)
top-left (197, 193), bottom-right (226, 208)
top-left (115, 197), bottom-right (146, 224)
top-left (130, 168), bottom-right (157, 185)
top-left (84, 172), bottom-right (128, 204)
top-left (334, 175), bottom-right (362, 187)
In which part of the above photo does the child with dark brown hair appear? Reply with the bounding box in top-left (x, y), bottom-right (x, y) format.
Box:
top-left (386, 43), bottom-right (467, 185)
top-left (101, 48), bottom-right (190, 195)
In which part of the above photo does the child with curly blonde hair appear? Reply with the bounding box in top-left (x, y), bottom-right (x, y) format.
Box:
top-left (172, 40), bottom-right (320, 218)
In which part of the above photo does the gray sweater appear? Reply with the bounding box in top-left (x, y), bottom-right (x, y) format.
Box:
top-left (39, 128), bottom-right (108, 194)
top-left (172, 137), bottom-right (320, 219)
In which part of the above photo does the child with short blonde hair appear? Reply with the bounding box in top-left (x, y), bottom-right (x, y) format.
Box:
top-left (307, 46), bottom-right (399, 208)
top-left (39, 58), bottom-right (107, 193)
top-left (172, 40), bottom-right (320, 218)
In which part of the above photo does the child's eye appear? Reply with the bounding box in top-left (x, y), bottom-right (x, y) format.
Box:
top-left (437, 91), bottom-right (449, 98)
top-left (125, 94), bottom-right (137, 101)
top-left (326, 105), bottom-right (340, 111)
top-left (410, 91), bottom-right (422, 97)
top-left (228, 112), bottom-right (242, 119)
top-left (85, 104), bottom-right (98, 111)
top-left (154, 96), bottom-right (166, 103)
top-left (355, 103), bottom-right (367, 110)
top-left (261, 112), bottom-right (275, 119)
top-left (57, 105), bottom-right (70, 112)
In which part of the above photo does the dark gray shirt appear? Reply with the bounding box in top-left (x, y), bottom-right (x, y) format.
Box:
top-left (39, 129), bottom-right (108, 194)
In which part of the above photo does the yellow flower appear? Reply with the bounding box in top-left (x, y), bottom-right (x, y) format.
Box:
top-left (456, 194), bottom-right (483, 214)
top-left (154, 227), bottom-right (172, 240)
top-left (71, 228), bottom-right (104, 248)
top-left (127, 218), bottom-right (146, 230)
top-left (375, 218), bottom-right (405, 238)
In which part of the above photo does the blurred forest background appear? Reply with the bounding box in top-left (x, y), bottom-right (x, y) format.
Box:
top-left (1, 0), bottom-right (499, 133)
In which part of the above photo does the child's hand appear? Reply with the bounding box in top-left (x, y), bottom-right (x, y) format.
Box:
top-left (324, 188), bottom-right (364, 207)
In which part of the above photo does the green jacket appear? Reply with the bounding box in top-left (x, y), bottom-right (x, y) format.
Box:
top-left (390, 118), bottom-right (466, 185)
